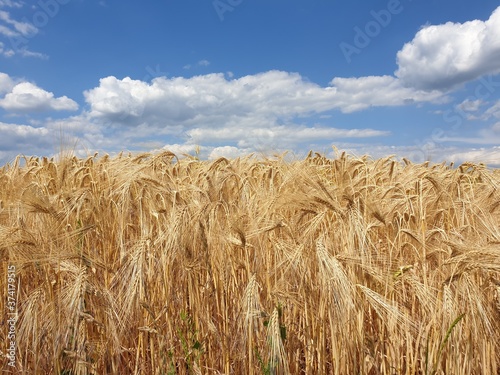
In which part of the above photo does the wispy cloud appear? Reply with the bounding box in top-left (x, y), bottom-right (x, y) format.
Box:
top-left (483, 100), bottom-right (500, 120)
top-left (183, 59), bottom-right (211, 70)
top-left (0, 9), bottom-right (37, 36)
top-left (0, 1), bottom-right (61, 58)
top-left (0, 1), bottom-right (23, 8)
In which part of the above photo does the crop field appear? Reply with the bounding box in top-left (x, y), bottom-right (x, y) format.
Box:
top-left (1, 151), bottom-right (499, 374)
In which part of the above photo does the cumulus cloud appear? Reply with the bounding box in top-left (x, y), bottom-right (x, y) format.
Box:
top-left (0, 81), bottom-right (79, 112)
top-left (80, 3), bottom-right (500, 142)
top-left (396, 6), bottom-right (500, 91)
top-left (77, 70), bottom-right (451, 162)
top-left (83, 71), bottom-right (445, 130)
top-left (4, 7), bottom-right (500, 166)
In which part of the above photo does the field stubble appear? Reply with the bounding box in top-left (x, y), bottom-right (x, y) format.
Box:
top-left (0, 151), bottom-right (499, 374)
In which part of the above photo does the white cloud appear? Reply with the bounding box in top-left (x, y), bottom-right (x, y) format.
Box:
top-left (444, 146), bottom-right (500, 167)
top-left (396, 6), bottom-right (500, 91)
top-left (0, 9), bottom-right (37, 37)
top-left (183, 59), bottom-right (210, 70)
top-left (0, 81), bottom-right (79, 112)
top-left (77, 71), bottom-right (451, 162)
top-left (329, 75), bottom-right (445, 113)
top-left (0, 71), bottom-right (14, 94)
top-left (0, 122), bottom-right (49, 139)
top-left (84, 76), bottom-right (150, 119)
top-left (16, 48), bottom-right (47, 59)
top-left (0, 119), bottom-right (113, 165)
top-left (456, 99), bottom-right (484, 113)
top-left (321, 143), bottom-right (500, 168)
top-left (492, 122), bottom-right (500, 132)
top-left (454, 99), bottom-right (500, 122)
top-left (0, 23), bottom-right (16, 37)
top-left (151, 144), bottom-right (247, 160)
top-left (453, 98), bottom-right (486, 120)
top-left (157, 143), bottom-right (201, 156)
top-left (187, 125), bottom-right (388, 147)
top-left (0, 122), bottom-right (53, 163)
top-left (4, 7), bottom-right (500, 166)
top-left (0, 43), bottom-right (13, 57)
top-left (438, 120), bottom-right (500, 145)
top-left (483, 100), bottom-right (500, 120)
top-left (474, 121), bottom-right (500, 142)
top-left (153, 142), bottom-right (500, 168)
top-left (208, 146), bottom-right (249, 160)
top-left (83, 71), bottom-right (445, 130)
top-left (45, 116), bottom-right (99, 133)
top-left (0, 3), bottom-right (48, 58)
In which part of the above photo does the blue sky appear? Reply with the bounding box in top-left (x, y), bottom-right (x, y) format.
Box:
top-left (1, 0), bottom-right (500, 166)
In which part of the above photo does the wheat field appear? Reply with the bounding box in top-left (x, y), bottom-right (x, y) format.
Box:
top-left (1, 151), bottom-right (499, 374)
